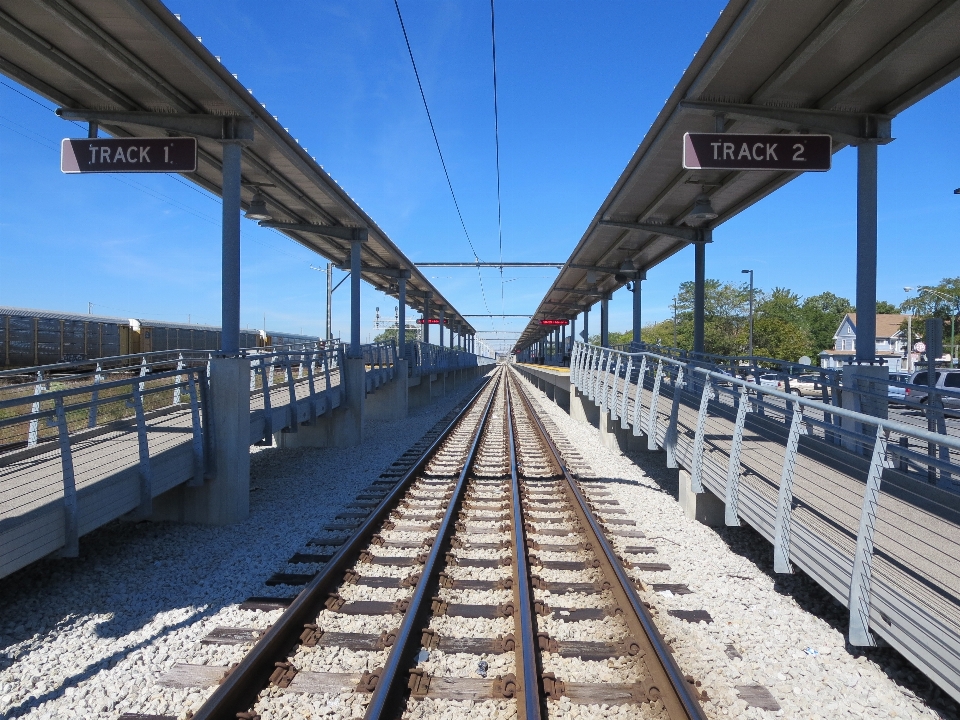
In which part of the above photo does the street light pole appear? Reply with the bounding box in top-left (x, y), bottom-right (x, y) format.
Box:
top-left (672, 296), bottom-right (678, 348)
top-left (742, 269), bottom-right (754, 358)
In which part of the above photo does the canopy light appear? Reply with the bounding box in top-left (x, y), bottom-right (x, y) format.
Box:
top-left (690, 191), bottom-right (718, 221)
top-left (615, 258), bottom-right (637, 283)
top-left (244, 191), bottom-right (271, 221)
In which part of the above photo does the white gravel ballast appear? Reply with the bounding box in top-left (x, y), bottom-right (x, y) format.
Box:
top-left (0, 379), bottom-right (485, 720)
top-left (517, 374), bottom-right (958, 720)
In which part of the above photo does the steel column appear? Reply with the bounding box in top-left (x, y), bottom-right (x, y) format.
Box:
top-left (398, 277), bottom-right (407, 362)
top-left (632, 278), bottom-right (642, 349)
top-left (221, 142), bottom-right (242, 356)
top-left (438, 307), bottom-right (445, 348)
top-left (600, 297), bottom-right (609, 348)
top-left (583, 307), bottom-right (589, 343)
top-left (423, 293), bottom-right (431, 344)
top-left (856, 143), bottom-right (878, 363)
top-left (326, 262), bottom-right (333, 341)
top-left (693, 242), bottom-right (705, 354)
top-left (349, 238), bottom-right (362, 358)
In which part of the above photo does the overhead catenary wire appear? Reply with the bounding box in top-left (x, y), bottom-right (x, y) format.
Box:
top-left (392, 0), bottom-right (492, 314)
top-left (489, 0), bottom-right (505, 312)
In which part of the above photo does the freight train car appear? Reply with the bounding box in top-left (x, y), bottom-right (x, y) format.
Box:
top-left (0, 306), bottom-right (127, 368)
top-left (0, 306), bottom-right (318, 369)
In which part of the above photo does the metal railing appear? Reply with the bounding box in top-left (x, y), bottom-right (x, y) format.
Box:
top-left (406, 341), bottom-right (486, 376)
top-left (567, 341), bottom-right (960, 702)
top-left (0, 362), bottom-right (208, 568)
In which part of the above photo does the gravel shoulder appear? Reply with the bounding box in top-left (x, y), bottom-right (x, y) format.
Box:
top-left (0, 377), bottom-right (486, 720)
top-left (518, 374), bottom-right (958, 720)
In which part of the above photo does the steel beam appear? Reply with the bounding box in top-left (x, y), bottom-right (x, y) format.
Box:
top-left (599, 220), bottom-right (711, 244)
top-left (678, 100), bottom-right (893, 144)
top-left (57, 109), bottom-right (255, 140)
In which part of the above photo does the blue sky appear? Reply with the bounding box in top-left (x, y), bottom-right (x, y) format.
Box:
top-left (1, 1), bottom-right (958, 354)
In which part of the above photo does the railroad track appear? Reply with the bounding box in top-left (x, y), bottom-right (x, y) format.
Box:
top-left (149, 365), bottom-right (707, 720)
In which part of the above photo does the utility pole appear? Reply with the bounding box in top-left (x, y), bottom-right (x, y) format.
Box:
top-left (672, 297), bottom-right (678, 348)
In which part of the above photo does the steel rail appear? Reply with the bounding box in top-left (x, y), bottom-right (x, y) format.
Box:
top-left (508, 367), bottom-right (708, 720)
top-left (190, 374), bottom-right (494, 720)
top-left (362, 369), bottom-right (503, 717)
top-left (505, 380), bottom-right (545, 720)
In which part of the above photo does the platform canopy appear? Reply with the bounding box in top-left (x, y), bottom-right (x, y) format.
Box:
top-left (0, 0), bottom-right (474, 334)
top-left (515, 0), bottom-right (960, 350)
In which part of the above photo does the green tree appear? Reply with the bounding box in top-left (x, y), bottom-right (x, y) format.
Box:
top-left (876, 300), bottom-right (899, 314)
top-left (753, 316), bottom-right (810, 361)
top-left (374, 327), bottom-right (418, 344)
top-left (800, 292), bottom-right (854, 357)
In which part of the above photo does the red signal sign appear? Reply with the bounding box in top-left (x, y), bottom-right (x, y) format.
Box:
top-left (539, 319), bottom-right (570, 326)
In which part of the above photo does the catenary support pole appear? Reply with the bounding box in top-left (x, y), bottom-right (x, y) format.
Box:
top-left (856, 143), bottom-right (878, 363)
top-left (694, 242), bottom-right (706, 354)
top-left (600, 296), bottom-right (609, 348)
top-left (220, 142), bottom-right (242, 356)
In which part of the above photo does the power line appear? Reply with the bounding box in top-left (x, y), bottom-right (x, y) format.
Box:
top-left (489, 0), bottom-right (505, 311)
top-left (393, 0), bottom-right (479, 263)
top-left (392, 0), bottom-right (492, 314)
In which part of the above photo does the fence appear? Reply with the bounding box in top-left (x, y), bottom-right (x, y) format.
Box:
top-left (568, 341), bottom-right (960, 703)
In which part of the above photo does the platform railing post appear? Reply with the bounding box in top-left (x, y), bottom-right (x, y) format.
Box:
top-left (53, 395), bottom-right (78, 557)
top-left (646, 359), bottom-right (663, 450)
top-left (773, 401), bottom-right (805, 574)
top-left (724, 385), bottom-right (751, 526)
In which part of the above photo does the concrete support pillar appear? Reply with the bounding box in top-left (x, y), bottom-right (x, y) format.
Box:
top-left (570, 387), bottom-right (599, 427)
top-left (158, 357), bottom-right (251, 524)
top-left (366, 359), bottom-right (408, 420)
top-left (856, 143), bottom-right (878, 363)
top-left (694, 242), bottom-right (705, 355)
top-left (840, 364), bottom-right (888, 449)
top-left (220, 142), bottom-right (242, 355)
top-left (276, 357), bottom-right (365, 447)
top-left (678, 468), bottom-right (725, 526)
top-left (600, 410), bottom-right (645, 453)
top-left (600, 297), bottom-right (609, 348)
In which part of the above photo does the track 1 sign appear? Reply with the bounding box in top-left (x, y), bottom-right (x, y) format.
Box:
top-left (682, 133), bottom-right (831, 171)
top-left (61, 137), bottom-right (197, 173)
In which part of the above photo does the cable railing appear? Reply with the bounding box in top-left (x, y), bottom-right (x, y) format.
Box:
top-left (565, 341), bottom-right (960, 702)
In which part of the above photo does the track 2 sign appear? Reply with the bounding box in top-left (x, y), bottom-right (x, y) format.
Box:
top-left (682, 133), bottom-right (831, 171)
top-left (61, 138), bottom-right (197, 173)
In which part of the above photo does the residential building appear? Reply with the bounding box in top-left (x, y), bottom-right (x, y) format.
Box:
top-left (819, 313), bottom-right (907, 371)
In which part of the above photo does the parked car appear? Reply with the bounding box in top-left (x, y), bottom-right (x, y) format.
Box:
top-left (905, 369), bottom-right (960, 414)
top-left (887, 371), bottom-right (912, 403)
top-left (783, 375), bottom-right (822, 398)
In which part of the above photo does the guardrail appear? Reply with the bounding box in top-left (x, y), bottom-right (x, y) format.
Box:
top-left (569, 341), bottom-right (960, 703)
